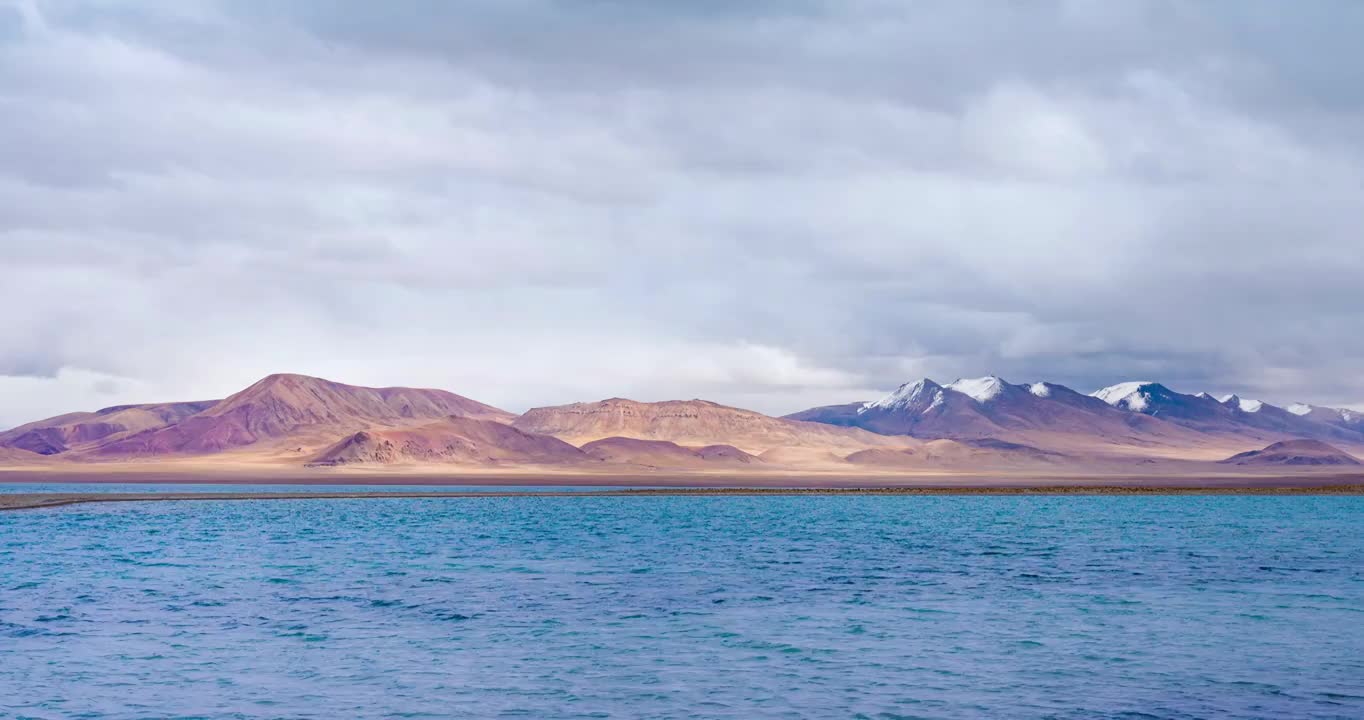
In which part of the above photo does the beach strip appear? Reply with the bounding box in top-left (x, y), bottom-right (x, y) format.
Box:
top-left (3, 484), bottom-right (1364, 511)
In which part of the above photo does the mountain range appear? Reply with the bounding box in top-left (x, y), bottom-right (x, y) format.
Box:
top-left (1, 372), bottom-right (1361, 474)
top-left (789, 377), bottom-right (1364, 458)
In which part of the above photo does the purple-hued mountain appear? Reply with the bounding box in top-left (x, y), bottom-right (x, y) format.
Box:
top-left (788, 376), bottom-right (1210, 451)
top-left (0, 400), bottom-right (218, 455)
top-left (0, 373), bottom-right (909, 471)
top-left (1220, 439), bottom-right (1361, 466)
top-left (3, 371), bottom-right (1362, 472)
top-left (1089, 382), bottom-right (1364, 443)
top-left (1214, 394), bottom-right (1364, 443)
top-left (788, 376), bottom-right (1364, 452)
top-left (1286, 403), bottom-right (1364, 434)
top-left (1089, 382), bottom-right (1235, 428)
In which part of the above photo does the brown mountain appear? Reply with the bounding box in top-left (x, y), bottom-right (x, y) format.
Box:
top-left (0, 446), bottom-right (48, 464)
top-left (310, 416), bottom-right (586, 467)
top-left (0, 400), bottom-right (217, 455)
top-left (94, 374), bottom-right (514, 456)
top-left (512, 397), bottom-right (915, 455)
top-left (579, 437), bottom-right (761, 469)
top-left (846, 438), bottom-right (1067, 470)
top-left (6, 370), bottom-right (1363, 475)
top-left (1220, 440), bottom-right (1361, 467)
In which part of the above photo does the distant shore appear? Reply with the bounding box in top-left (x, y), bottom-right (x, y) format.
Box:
top-left (3, 484), bottom-right (1363, 512)
top-left (5, 467), bottom-right (1364, 487)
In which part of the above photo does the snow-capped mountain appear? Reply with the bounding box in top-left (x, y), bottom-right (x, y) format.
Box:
top-left (791, 376), bottom-right (1364, 452)
top-left (1220, 395), bottom-right (1263, 414)
top-left (1091, 381), bottom-right (1160, 412)
top-left (1089, 382), bottom-right (1235, 427)
top-left (789, 376), bottom-right (1204, 449)
top-left (1216, 394), bottom-right (1360, 440)
top-left (788, 377), bottom-right (998, 437)
top-left (943, 376), bottom-right (1010, 403)
top-left (1027, 382), bottom-right (1059, 398)
top-left (1087, 381), bottom-right (1364, 442)
top-left (1286, 403), bottom-right (1364, 433)
top-left (855, 377), bottom-right (1006, 437)
top-left (861, 379), bottom-right (948, 414)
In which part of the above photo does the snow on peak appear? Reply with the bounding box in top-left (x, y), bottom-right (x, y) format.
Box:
top-left (1286, 403), bottom-right (1356, 422)
top-left (1029, 382), bottom-right (1052, 398)
top-left (945, 376), bottom-right (1008, 403)
top-left (862, 379), bottom-right (944, 414)
top-left (1217, 394), bottom-right (1262, 412)
top-left (1091, 382), bottom-right (1154, 411)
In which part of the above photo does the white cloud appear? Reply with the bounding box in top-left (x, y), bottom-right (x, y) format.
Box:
top-left (963, 84), bottom-right (1110, 179)
top-left (2, 1), bottom-right (1364, 426)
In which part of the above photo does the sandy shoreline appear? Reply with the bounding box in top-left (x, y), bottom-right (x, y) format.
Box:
top-left (5, 467), bottom-right (1364, 486)
top-left (3, 484), bottom-right (1363, 511)
top-left (5, 468), bottom-right (1364, 512)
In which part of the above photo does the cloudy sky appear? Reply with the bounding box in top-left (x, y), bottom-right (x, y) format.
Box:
top-left (2, 0), bottom-right (1363, 426)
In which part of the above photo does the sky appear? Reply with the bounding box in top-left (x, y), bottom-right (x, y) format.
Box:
top-left (2, 0), bottom-right (1363, 427)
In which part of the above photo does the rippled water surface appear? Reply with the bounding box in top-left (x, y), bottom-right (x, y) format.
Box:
top-left (2, 495), bottom-right (1362, 719)
top-left (0, 483), bottom-right (630, 494)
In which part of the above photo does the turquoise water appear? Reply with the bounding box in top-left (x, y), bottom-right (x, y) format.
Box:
top-left (2, 495), bottom-right (1361, 719)
top-left (0, 483), bottom-right (633, 494)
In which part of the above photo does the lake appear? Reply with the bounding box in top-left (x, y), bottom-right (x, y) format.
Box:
top-left (2, 493), bottom-right (1361, 718)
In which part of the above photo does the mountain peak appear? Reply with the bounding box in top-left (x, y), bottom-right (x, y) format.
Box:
top-left (1285, 402), bottom-right (1360, 426)
top-left (945, 376), bottom-right (1009, 403)
top-left (207, 373), bottom-right (355, 417)
top-left (1219, 394), bottom-right (1264, 413)
top-left (259, 372), bottom-right (312, 382)
top-left (251, 372), bottom-right (331, 386)
top-left (519, 396), bottom-right (911, 455)
top-left (1091, 381), bottom-right (1163, 412)
top-left (92, 374), bottom-right (512, 456)
top-left (862, 379), bottom-right (944, 414)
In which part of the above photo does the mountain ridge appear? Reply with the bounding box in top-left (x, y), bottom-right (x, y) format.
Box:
top-left (309, 416), bottom-right (586, 467)
top-left (788, 375), bottom-right (1364, 456)
top-left (3, 371), bottom-right (1363, 473)
top-left (74, 374), bottom-right (511, 458)
top-left (512, 397), bottom-right (916, 456)
top-left (0, 400), bottom-right (218, 455)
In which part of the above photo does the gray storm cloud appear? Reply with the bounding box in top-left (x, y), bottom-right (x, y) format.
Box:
top-left (1, 0), bottom-right (1362, 427)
